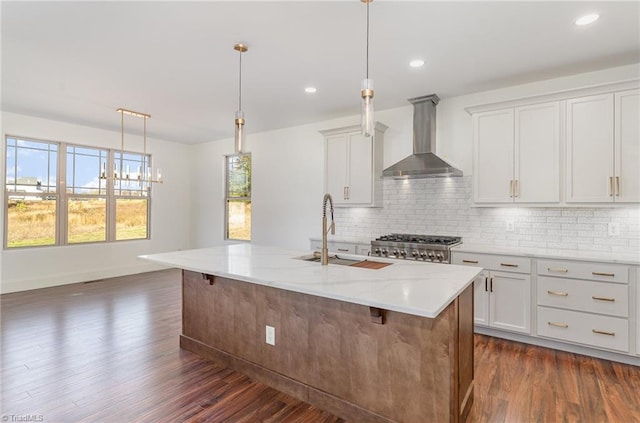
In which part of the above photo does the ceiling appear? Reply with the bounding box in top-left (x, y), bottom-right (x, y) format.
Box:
top-left (2, 1), bottom-right (639, 145)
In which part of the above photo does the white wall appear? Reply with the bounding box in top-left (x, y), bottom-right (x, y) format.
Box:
top-left (189, 107), bottom-right (418, 251)
top-left (1, 112), bottom-right (192, 293)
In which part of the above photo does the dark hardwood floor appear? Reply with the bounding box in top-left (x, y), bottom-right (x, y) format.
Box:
top-left (2, 269), bottom-right (639, 422)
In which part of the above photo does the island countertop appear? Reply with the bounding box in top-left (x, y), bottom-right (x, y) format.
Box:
top-left (139, 244), bottom-right (482, 318)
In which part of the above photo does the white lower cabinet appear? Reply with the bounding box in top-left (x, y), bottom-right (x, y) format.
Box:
top-left (536, 259), bottom-right (631, 354)
top-left (537, 307), bottom-right (629, 352)
top-left (453, 252), bottom-right (531, 334)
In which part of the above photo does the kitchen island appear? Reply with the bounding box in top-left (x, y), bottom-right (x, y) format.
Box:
top-left (140, 244), bottom-right (482, 423)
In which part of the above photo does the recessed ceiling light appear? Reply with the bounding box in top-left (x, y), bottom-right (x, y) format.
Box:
top-left (304, 87), bottom-right (317, 93)
top-left (575, 13), bottom-right (600, 26)
top-left (409, 59), bottom-right (425, 68)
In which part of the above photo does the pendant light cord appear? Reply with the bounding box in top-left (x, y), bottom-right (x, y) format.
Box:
top-left (238, 49), bottom-right (243, 112)
top-left (366, 0), bottom-right (370, 80)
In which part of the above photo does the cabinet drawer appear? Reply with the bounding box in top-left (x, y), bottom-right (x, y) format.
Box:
top-left (331, 242), bottom-right (357, 254)
top-left (537, 306), bottom-right (629, 352)
top-left (356, 244), bottom-right (371, 256)
top-left (537, 276), bottom-right (628, 317)
top-left (452, 252), bottom-right (530, 273)
top-left (537, 259), bottom-right (628, 284)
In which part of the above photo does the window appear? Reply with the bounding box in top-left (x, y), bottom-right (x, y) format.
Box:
top-left (225, 154), bottom-right (251, 241)
top-left (5, 138), bottom-right (58, 247)
top-left (4, 135), bottom-right (152, 249)
top-left (66, 145), bottom-right (108, 243)
top-left (113, 151), bottom-right (149, 240)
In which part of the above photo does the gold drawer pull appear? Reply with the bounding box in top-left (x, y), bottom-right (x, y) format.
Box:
top-left (547, 267), bottom-right (568, 273)
top-left (592, 329), bottom-right (615, 336)
top-left (462, 259), bottom-right (479, 264)
top-left (548, 321), bottom-right (568, 328)
top-left (548, 290), bottom-right (568, 297)
top-left (592, 272), bottom-right (615, 277)
top-left (500, 263), bottom-right (518, 268)
top-left (592, 296), bottom-right (615, 302)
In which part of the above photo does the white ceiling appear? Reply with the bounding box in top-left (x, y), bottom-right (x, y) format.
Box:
top-left (2, 1), bottom-right (639, 144)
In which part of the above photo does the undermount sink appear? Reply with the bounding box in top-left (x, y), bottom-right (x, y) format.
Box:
top-left (294, 253), bottom-right (392, 269)
top-left (294, 253), bottom-right (361, 266)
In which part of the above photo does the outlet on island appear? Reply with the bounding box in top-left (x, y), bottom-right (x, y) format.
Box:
top-left (265, 325), bottom-right (275, 346)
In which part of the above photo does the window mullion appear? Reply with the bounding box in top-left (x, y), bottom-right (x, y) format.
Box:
top-left (58, 142), bottom-right (67, 245)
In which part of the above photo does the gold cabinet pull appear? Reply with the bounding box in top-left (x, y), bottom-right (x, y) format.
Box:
top-left (592, 296), bottom-right (615, 302)
top-left (500, 263), bottom-right (518, 268)
top-left (462, 259), bottom-right (479, 264)
top-left (515, 179), bottom-right (519, 198)
top-left (615, 176), bottom-right (620, 197)
top-left (547, 267), bottom-right (568, 273)
top-left (609, 176), bottom-right (614, 197)
top-left (548, 290), bottom-right (568, 297)
top-left (548, 321), bottom-right (568, 328)
top-left (592, 271), bottom-right (615, 277)
top-left (509, 180), bottom-right (514, 198)
top-left (592, 329), bottom-right (615, 336)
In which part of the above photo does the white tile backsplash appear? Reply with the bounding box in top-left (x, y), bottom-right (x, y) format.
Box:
top-left (333, 177), bottom-right (640, 254)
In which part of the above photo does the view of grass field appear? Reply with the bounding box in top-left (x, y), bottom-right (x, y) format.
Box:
top-left (7, 198), bottom-right (147, 247)
top-left (7, 199), bottom-right (56, 247)
top-left (228, 201), bottom-right (251, 240)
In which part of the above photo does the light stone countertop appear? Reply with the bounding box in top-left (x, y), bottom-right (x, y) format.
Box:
top-left (452, 244), bottom-right (640, 266)
top-left (139, 244), bottom-right (482, 319)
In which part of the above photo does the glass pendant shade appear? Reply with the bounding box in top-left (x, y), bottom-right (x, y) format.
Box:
top-left (235, 110), bottom-right (245, 154)
top-left (361, 78), bottom-right (375, 137)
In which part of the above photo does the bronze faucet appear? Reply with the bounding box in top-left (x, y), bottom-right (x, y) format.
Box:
top-left (321, 194), bottom-right (335, 265)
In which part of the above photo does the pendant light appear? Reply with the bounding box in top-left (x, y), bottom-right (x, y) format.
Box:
top-left (100, 108), bottom-right (162, 184)
top-left (361, 0), bottom-right (374, 137)
top-left (234, 43), bottom-right (248, 154)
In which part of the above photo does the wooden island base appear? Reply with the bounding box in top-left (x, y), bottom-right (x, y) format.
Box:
top-left (181, 270), bottom-right (474, 423)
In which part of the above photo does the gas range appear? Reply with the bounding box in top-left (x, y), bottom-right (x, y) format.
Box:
top-left (370, 234), bottom-right (462, 263)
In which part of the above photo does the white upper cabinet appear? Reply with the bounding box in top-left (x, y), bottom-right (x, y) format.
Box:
top-left (566, 88), bottom-right (639, 203)
top-left (515, 102), bottom-right (560, 203)
top-left (473, 101), bottom-right (559, 204)
top-left (473, 109), bottom-right (514, 203)
top-left (566, 94), bottom-right (615, 202)
top-left (615, 89), bottom-right (640, 203)
top-left (321, 123), bottom-right (386, 207)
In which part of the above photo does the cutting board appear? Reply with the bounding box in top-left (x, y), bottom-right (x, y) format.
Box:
top-left (350, 260), bottom-right (392, 270)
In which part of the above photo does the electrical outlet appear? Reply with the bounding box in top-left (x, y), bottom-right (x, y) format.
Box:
top-left (506, 220), bottom-right (515, 232)
top-left (265, 325), bottom-right (275, 346)
top-left (608, 222), bottom-right (620, 237)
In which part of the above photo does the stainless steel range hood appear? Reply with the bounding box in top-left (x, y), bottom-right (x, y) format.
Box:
top-left (382, 94), bottom-right (463, 178)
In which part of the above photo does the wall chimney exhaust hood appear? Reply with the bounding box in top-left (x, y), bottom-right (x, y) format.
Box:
top-left (382, 94), bottom-right (462, 179)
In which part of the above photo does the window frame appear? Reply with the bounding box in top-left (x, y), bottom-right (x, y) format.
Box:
top-left (3, 134), bottom-right (153, 249)
top-left (224, 153), bottom-right (251, 241)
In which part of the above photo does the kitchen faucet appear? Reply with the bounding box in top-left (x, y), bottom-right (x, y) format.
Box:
top-left (321, 193), bottom-right (335, 265)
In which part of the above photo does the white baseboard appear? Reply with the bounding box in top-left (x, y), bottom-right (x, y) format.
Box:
top-left (0, 262), bottom-right (171, 294)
